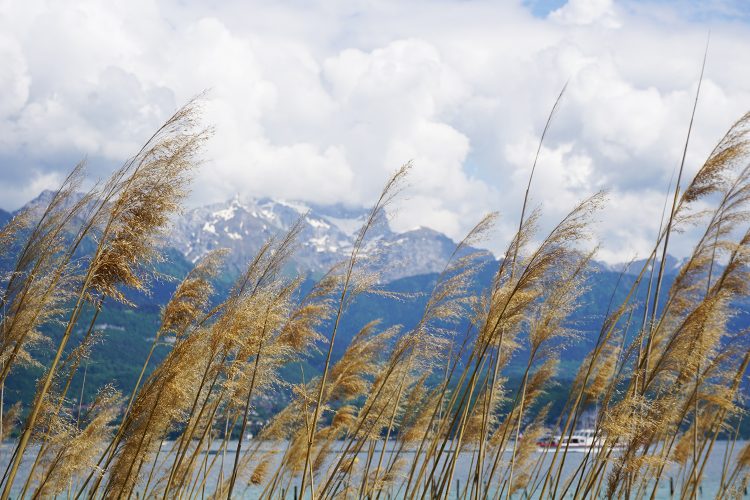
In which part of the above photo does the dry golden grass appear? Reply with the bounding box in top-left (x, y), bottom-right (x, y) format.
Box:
top-left (0, 94), bottom-right (749, 500)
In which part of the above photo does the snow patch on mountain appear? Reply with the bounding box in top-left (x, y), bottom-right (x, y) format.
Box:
top-left (168, 195), bottom-right (492, 281)
top-left (4, 191), bottom-right (689, 284)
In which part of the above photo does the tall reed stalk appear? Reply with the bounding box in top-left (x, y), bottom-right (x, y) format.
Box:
top-left (1, 84), bottom-right (750, 500)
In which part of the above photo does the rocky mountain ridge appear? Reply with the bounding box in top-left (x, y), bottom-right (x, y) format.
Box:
top-left (4, 191), bottom-right (693, 283)
top-left (7, 191), bottom-right (494, 282)
top-left (170, 195), bottom-right (494, 281)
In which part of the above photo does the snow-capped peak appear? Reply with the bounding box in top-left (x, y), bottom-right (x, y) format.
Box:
top-left (168, 195), bottom-right (484, 281)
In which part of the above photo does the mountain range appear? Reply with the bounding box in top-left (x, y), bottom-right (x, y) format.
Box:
top-left (12, 191), bottom-right (493, 283)
top-left (5, 191), bottom-right (747, 434)
top-left (170, 195), bottom-right (494, 282)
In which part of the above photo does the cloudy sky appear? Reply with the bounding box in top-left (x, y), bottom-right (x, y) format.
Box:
top-left (1, 0), bottom-right (749, 262)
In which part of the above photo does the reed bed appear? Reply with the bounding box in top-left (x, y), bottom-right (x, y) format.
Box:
top-left (0, 91), bottom-right (750, 500)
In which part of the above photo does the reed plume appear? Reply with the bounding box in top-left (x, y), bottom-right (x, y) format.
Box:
top-left (33, 385), bottom-right (121, 497)
top-left (1, 82), bottom-right (750, 500)
top-left (0, 165), bottom-right (93, 381)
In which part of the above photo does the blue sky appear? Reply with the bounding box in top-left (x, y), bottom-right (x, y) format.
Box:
top-left (1, 0), bottom-right (750, 262)
top-left (527, 0), bottom-right (750, 21)
top-left (525, 0), bottom-right (570, 16)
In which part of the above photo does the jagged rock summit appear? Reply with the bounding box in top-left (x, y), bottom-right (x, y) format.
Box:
top-left (170, 195), bottom-right (492, 281)
top-left (11, 191), bottom-right (493, 282)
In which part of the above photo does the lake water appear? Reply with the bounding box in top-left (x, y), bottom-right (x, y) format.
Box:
top-left (0, 440), bottom-right (746, 498)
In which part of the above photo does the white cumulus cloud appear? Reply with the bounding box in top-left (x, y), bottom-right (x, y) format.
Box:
top-left (0, 0), bottom-right (749, 263)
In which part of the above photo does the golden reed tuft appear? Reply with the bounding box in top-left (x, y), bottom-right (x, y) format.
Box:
top-left (0, 95), bottom-right (749, 500)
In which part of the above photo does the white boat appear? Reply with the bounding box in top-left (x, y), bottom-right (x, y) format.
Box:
top-left (536, 428), bottom-right (618, 453)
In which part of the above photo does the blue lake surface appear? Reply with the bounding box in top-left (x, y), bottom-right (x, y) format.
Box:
top-left (1, 440), bottom-right (746, 498)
